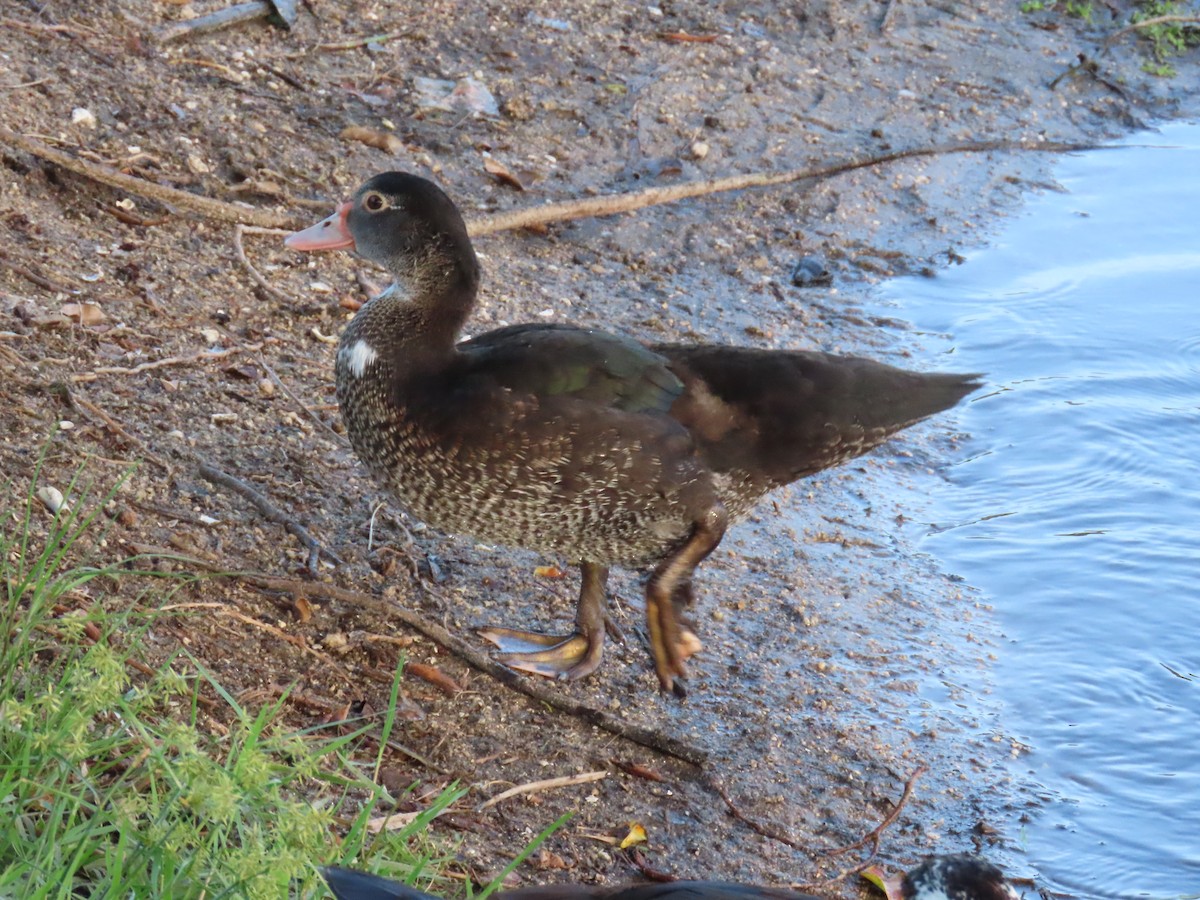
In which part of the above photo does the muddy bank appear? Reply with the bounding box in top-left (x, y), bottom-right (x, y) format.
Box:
top-left (2, 0), bottom-right (1197, 894)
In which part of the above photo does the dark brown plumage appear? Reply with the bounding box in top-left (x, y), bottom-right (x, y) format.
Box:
top-left (320, 854), bottom-right (1020, 900)
top-left (286, 172), bottom-right (980, 693)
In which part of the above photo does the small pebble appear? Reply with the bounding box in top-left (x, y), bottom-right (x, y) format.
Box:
top-left (790, 255), bottom-right (833, 287)
top-left (691, 140), bottom-right (710, 160)
top-left (71, 107), bottom-right (97, 128)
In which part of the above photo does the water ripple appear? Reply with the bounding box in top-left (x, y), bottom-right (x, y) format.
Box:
top-left (887, 122), bottom-right (1200, 899)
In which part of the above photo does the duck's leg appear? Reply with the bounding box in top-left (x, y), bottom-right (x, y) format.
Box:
top-left (478, 562), bottom-right (615, 680)
top-left (645, 504), bottom-right (728, 696)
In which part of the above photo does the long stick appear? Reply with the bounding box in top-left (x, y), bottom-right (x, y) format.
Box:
top-left (0, 126), bottom-right (294, 228)
top-left (1, 126), bottom-right (1099, 235)
top-left (462, 139), bottom-right (1101, 236)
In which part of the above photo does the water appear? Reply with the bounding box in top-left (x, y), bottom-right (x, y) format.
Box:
top-left (884, 121), bottom-right (1200, 899)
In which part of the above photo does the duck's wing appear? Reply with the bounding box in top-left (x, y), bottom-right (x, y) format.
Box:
top-left (455, 323), bottom-right (683, 416)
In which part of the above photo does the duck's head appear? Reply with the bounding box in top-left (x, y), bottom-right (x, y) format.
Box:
top-left (902, 854), bottom-right (1020, 900)
top-left (286, 172), bottom-right (479, 295)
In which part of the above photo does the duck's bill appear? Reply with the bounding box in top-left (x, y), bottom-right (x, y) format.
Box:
top-left (285, 202), bottom-right (354, 251)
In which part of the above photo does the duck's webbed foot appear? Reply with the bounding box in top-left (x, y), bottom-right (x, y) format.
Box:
top-left (477, 563), bottom-right (614, 681)
top-left (645, 505), bottom-right (727, 697)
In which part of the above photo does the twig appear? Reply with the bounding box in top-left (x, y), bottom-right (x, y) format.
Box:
top-left (103, 203), bottom-right (171, 227)
top-left (231, 574), bottom-right (709, 766)
top-left (706, 774), bottom-right (805, 850)
top-left (0, 248), bottom-right (78, 294)
top-left (0, 17), bottom-right (94, 36)
top-left (823, 765), bottom-right (928, 858)
top-left (220, 606), bottom-right (325, 658)
top-left (68, 342), bottom-right (263, 383)
top-left (156, 1), bottom-right (292, 44)
top-left (625, 848), bottom-right (678, 882)
top-left (65, 389), bottom-right (172, 472)
top-left (169, 57), bottom-right (246, 82)
top-left (196, 461), bottom-right (345, 573)
top-left (233, 224), bottom-right (293, 304)
top-left (463, 139), bottom-right (1102, 237)
top-left (1104, 14), bottom-right (1200, 46)
top-left (880, 0), bottom-right (901, 32)
top-left (657, 32), bottom-right (718, 43)
top-left (0, 126), bottom-right (296, 228)
top-left (259, 683), bottom-right (441, 771)
top-left (477, 770), bottom-right (606, 811)
top-left (317, 30), bottom-right (410, 51)
top-left (253, 350), bottom-right (345, 443)
top-left (786, 766), bottom-right (931, 893)
top-left (1, 77), bottom-right (51, 91)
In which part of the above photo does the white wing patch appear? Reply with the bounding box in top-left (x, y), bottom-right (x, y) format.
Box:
top-left (342, 339), bottom-right (379, 378)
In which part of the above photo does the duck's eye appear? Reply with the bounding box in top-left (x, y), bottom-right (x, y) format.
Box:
top-left (363, 192), bottom-right (386, 212)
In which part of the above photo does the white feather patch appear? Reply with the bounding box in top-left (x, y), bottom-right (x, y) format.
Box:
top-left (342, 339), bottom-right (379, 378)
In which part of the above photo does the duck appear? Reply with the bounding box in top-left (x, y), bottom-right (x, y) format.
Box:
top-left (285, 172), bottom-right (980, 694)
top-left (319, 854), bottom-right (1020, 900)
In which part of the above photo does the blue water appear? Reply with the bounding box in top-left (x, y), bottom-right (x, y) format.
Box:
top-left (885, 121), bottom-right (1200, 899)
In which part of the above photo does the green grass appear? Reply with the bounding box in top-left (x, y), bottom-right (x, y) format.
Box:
top-left (1131, 0), bottom-right (1200, 75)
top-left (0, 462), bottom-right (463, 898)
top-left (1019, 0), bottom-right (1094, 19)
top-left (1021, 0), bottom-right (1200, 76)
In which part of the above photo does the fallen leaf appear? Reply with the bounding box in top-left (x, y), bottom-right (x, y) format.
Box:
top-left (224, 364), bottom-right (260, 380)
top-left (292, 596), bottom-right (314, 623)
top-left (32, 314), bottom-right (72, 329)
top-left (534, 565), bottom-right (566, 578)
top-left (619, 822), bottom-right (648, 849)
top-left (340, 125), bottom-right (403, 154)
top-left (483, 155), bottom-right (525, 190)
top-left (412, 75), bottom-right (499, 117)
top-left (406, 661), bottom-right (463, 696)
top-left (534, 850), bottom-right (572, 871)
top-left (861, 865), bottom-right (905, 900)
top-left (611, 759), bottom-right (669, 783)
top-left (62, 302), bottom-right (106, 326)
top-left (365, 810), bottom-right (420, 834)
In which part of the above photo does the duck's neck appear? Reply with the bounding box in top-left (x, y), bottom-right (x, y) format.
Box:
top-left (367, 241), bottom-right (480, 374)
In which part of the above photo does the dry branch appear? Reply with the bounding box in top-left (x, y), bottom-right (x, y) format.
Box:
top-left (706, 774), bottom-right (806, 851)
top-left (1104, 15), bottom-right (1200, 46)
top-left (197, 461), bottom-right (344, 572)
top-left (0, 126), bottom-right (296, 228)
top-left (478, 770), bottom-right (607, 811)
top-left (231, 574), bottom-right (709, 765)
top-left (463, 139), bottom-right (1102, 237)
top-left (233, 224), bottom-right (293, 303)
top-left (823, 764), bottom-right (928, 858)
top-left (69, 342), bottom-right (264, 382)
top-left (65, 388), bottom-right (172, 472)
top-left (1, 127), bottom-right (1101, 239)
